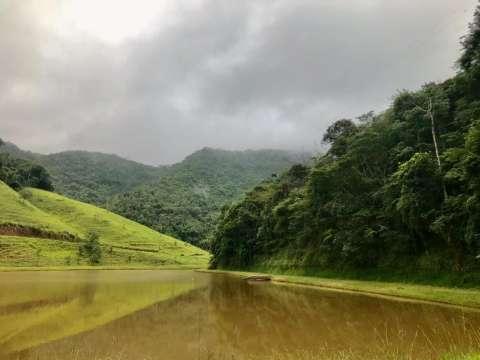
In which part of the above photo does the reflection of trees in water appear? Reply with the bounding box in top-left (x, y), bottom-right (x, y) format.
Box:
top-left (79, 281), bottom-right (98, 306)
top-left (206, 275), bottom-right (480, 359)
top-left (5, 273), bottom-right (480, 360)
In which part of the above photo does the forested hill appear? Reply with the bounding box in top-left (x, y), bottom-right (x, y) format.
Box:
top-left (0, 143), bottom-right (165, 205)
top-left (210, 9), bottom-right (480, 276)
top-left (107, 148), bottom-right (307, 248)
top-left (0, 142), bottom-right (306, 247)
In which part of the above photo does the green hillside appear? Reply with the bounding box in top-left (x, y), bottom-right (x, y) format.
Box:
top-left (0, 181), bottom-right (78, 239)
top-left (107, 148), bottom-right (307, 247)
top-left (0, 181), bottom-right (209, 268)
top-left (0, 143), bottom-right (165, 205)
top-left (1, 143), bottom-right (306, 247)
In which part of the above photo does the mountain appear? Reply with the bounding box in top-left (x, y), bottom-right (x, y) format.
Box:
top-left (0, 142), bottom-right (307, 247)
top-left (0, 143), bottom-right (165, 205)
top-left (107, 148), bottom-right (308, 247)
top-left (0, 180), bottom-right (209, 267)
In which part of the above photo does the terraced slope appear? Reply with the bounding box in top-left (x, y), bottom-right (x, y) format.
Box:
top-left (0, 181), bottom-right (210, 268)
top-left (0, 181), bottom-right (78, 239)
top-left (21, 188), bottom-right (210, 266)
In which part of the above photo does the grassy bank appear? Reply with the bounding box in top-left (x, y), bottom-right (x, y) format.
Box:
top-left (0, 264), bottom-right (206, 272)
top-left (201, 269), bottom-right (480, 309)
top-left (0, 181), bottom-right (210, 268)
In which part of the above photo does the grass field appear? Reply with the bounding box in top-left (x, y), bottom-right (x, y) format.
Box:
top-left (0, 181), bottom-right (79, 238)
top-left (0, 181), bottom-right (210, 268)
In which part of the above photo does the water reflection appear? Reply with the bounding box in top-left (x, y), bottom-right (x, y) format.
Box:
top-left (1, 271), bottom-right (479, 360)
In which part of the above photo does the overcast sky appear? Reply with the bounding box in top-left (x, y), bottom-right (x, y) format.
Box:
top-left (0, 0), bottom-right (477, 164)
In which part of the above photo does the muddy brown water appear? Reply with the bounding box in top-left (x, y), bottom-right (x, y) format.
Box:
top-left (0, 270), bottom-right (479, 360)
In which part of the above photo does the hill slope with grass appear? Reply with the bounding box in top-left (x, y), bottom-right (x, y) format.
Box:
top-left (0, 181), bottom-right (78, 239)
top-left (0, 181), bottom-right (209, 268)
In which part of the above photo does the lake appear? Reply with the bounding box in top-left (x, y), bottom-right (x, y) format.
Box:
top-left (0, 270), bottom-right (479, 360)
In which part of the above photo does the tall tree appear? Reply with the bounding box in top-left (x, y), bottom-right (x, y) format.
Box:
top-left (459, 3), bottom-right (480, 71)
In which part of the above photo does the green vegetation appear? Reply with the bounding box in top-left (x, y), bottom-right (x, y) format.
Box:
top-left (0, 142), bottom-right (165, 205)
top-left (0, 181), bottom-right (79, 239)
top-left (0, 149), bottom-right (53, 191)
top-left (0, 236), bottom-right (79, 267)
top-left (107, 148), bottom-right (306, 247)
top-left (78, 232), bottom-right (102, 265)
top-left (0, 179), bottom-right (209, 268)
top-left (210, 6), bottom-right (480, 280)
top-left (0, 142), bottom-right (305, 247)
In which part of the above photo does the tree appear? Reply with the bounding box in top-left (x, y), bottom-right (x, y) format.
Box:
top-left (459, 3), bottom-right (480, 71)
top-left (0, 153), bottom-right (54, 191)
top-left (322, 119), bottom-right (357, 157)
top-left (356, 111), bottom-right (375, 123)
top-left (384, 153), bottom-right (443, 254)
top-left (392, 85), bottom-right (450, 199)
top-left (79, 232), bottom-right (102, 265)
top-left (464, 121), bottom-right (480, 249)
top-left (322, 119), bottom-right (357, 144)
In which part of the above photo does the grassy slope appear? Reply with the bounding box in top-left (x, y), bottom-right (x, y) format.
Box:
top-left (0, 181), bottom-right (78, 237)
top-left (202, 270), bottom-right (480, 309)
top-left (0, 180), bottom-right (209, 268)
top-left (18, 188), bottom-right (210, 267)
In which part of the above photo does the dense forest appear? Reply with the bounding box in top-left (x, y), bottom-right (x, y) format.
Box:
top-left (0, 142), bottom-right (164, 205)
top-left (0, 140), bottom-right (53, 191)
top-left (107, 148), bottom-right (306, 247)
top-left (210, 10), bottom-right (480, 275)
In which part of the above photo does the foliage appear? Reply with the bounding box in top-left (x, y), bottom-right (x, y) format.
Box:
top-left (0, 180), bottom-right (209, 267)
top-left (0, 144), bottom-right (165, 205)
top-left (0, 180), bottom-right (79, 238)
top-left (210, 11), bottom-right (480, 275)
top-left (0, 143), bottom-right (305, 247)
top-left (78, 232), bottom-right (102, 265)
top-left (459, 5), bottom-right (480, 71)
top-left (21, 187), bottom-right (210, 266)
top-left (0, 150), bottom-right (53, 191)
top-left (322, 119), bottom-right (358, 157)
top-left (107, 148), bottom-right (306, 248)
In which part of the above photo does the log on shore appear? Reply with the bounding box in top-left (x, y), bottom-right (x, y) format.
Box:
top-left (243, 275), bottom-right (272, 282)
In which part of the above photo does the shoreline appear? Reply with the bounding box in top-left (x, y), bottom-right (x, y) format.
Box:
top-left (3, 266), bottom-right (480, 310)
top-left (0, 265), bottom-right (207, 272)
top-left (198, 269), bottom-right (480, 310)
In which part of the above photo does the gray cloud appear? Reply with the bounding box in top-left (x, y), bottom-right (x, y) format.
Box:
top-left (0, 0), bottom-right (477, 164)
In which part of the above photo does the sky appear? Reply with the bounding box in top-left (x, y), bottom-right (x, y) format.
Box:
top-left (0, 0), bottom-right (478, 165)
